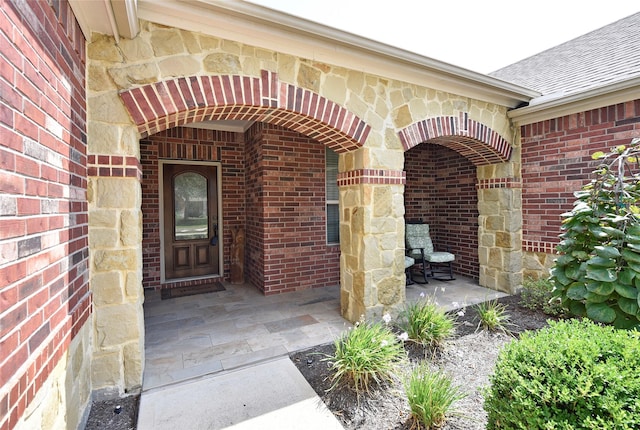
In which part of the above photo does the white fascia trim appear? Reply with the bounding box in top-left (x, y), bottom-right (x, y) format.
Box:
top-left (137, 0), bottom-right (539, 107)
top-left (509, 77), bottom-right (640, 125)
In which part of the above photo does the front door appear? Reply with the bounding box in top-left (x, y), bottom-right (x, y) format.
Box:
top-left (163, 163), bottom-right (220, 280)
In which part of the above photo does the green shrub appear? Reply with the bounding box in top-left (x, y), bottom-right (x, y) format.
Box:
top-left (326, 319), bottom-right (405, 392)
top-left (484, 319), bottom-right (640, 429)
top-left (520, 277), bottom-right (564, 316)
top-left (405, 364), bottom-right (466, 429)
top-left (398, 298), bottom-right (455, 347)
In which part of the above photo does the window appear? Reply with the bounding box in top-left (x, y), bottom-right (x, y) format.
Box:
top-left (326, 148), bottom-right (339, 244)
top-left (173, 172), bottom-right (208, 240)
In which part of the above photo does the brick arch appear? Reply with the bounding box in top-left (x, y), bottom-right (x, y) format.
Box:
top-left (398, 113), bottom-right (512, 165)
top-left (119, 70), bottom-right (369, 153)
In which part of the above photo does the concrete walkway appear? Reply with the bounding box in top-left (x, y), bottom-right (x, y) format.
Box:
top-left (137, 278), bottom-right (505, 429)
top-left (137, 357), bottom-right (343, 429)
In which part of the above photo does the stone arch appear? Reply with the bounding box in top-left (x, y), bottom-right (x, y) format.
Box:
top-left (398, 113), bottom-right (512, 164)
top-left (401, 112), bottom-right (523, 294)
top-left (118, 70), bottom-right (370, 153)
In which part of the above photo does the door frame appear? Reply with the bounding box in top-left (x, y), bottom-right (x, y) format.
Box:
top-left (158, 159), bottom-right (223, 283)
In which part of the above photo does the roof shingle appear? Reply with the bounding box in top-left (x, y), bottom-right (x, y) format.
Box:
top-left (489, 12), bottom-right (640, 98)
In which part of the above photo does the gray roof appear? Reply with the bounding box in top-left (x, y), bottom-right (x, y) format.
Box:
top-left (490, 12), bottom-right (640, 98)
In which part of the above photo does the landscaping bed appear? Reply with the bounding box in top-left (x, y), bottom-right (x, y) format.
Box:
top-left (290, 294), bottom-right (559, 430)
top-left (84, 293), bottom-right (556, 430)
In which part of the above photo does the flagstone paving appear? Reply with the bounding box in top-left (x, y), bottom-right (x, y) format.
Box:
top-left (142, 277), bottom-right (505, 390)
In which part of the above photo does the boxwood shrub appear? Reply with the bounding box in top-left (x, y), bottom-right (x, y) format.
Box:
top-left (484, 319), bottom-right (640, 429)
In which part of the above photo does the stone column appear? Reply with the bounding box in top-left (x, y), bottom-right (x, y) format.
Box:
top-left (477, 168), bottom-right (523, 293)
top-left (86, 101), bottom-right (145, 394)
top-left (88, 176), bottom-right (145, 395)
top-left (338, 151), bottom-right (407, 323)
top-left (86, 29), bottom-right (147, 394)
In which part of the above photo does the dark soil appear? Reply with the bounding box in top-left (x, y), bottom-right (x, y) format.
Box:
top-left (452, 294), bottom-right (557, 337)
top-left (84, 395), bottom-right (139, 430)
top-left (290, 294), bottom-right (561, 430)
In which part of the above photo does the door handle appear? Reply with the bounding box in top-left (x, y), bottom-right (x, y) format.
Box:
top-left (210, 224), bottom-right (218, 246)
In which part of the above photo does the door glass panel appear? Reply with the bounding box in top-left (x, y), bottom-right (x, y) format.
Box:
top-left (174, 172), bottom-right (208, 240)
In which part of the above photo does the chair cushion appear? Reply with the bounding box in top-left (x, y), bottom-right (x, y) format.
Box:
top-left (424, 252), bottom-right (455, 263)
top-left (404, 256), bottom-right (415, 268)
top-left (405, 223), bottom-right (434, 254)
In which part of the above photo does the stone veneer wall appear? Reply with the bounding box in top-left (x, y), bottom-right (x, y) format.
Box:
top-left (87, 18), bottom-right (515, 186)
top-left (140, 127), bottom-right (245, 288)
top-left (404, 145), bottom-right (479, 279)
top-left (521, 100), bottom-right (640, 279)
top-left (1, 1), bottom-right (92, 429)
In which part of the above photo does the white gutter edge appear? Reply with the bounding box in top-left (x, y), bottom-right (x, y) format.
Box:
top-left (218, 0), bottom-right (540, 99)
top-left (509, 77), bottom-right (640, 125)
top-left (68, 0), bottom-right (95, 40)
top-left (112, 0), bottom-right (140, 40)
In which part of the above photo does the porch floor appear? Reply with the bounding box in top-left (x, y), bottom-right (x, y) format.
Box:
top-left (142, 276), bottom-right (506, 391)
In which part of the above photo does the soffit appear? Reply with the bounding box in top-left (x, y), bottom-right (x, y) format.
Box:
top-left (509, 77), bottom-right (640, 125)
top-left (69, 0), bottom-right (139, 41)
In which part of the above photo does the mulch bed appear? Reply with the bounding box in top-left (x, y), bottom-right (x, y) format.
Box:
top-left (290, 293), bottom-right (561, 430)
top-left (452, 294), bottom-right (558, 337)
top-left (84, 395), bottom-right (139, 430)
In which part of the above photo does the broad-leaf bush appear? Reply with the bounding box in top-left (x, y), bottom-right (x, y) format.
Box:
top-left (550, 137), bottom-right (640, 329)
top-left (484, 319), bottom-right (640, 429)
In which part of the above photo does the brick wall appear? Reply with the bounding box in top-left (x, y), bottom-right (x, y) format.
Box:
top-left (141, 123), bottom-right (340, 294)
top-left (405, 144), bottom-right (479, 279)
top-left (244, 125), bottom-right (266, 290)
top-left (522, 100), bottom-right (640, 255)
top-left (246, 123), bottom-right (341, 293)
top-left (140, 127), bottom-right (245, 288)
top-left (0, 1), bottom-right (89, 429)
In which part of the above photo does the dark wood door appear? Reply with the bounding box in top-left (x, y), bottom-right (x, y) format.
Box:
top-left (163, 164), bottom-right (219, 280)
